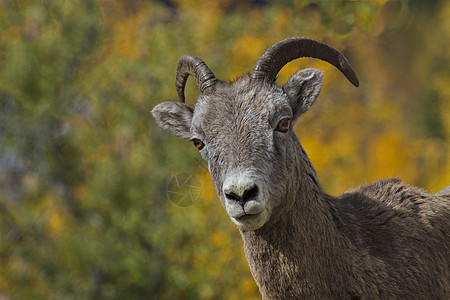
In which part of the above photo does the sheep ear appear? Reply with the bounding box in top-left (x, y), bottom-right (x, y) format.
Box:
top-left (152, 101), bottom-right (194, 140)
top-left (283, 68), bottom-right (323, 119)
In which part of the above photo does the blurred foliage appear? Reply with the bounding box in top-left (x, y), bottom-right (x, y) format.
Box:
top-left (0, 0), bottom-right (448, 299)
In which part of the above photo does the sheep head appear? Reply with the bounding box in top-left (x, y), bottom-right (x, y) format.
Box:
top-left (152, 37), bottom-right (358, 231)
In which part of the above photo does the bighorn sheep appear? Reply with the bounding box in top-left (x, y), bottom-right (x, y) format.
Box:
top-left (152, 37), bottom-right (450, 299)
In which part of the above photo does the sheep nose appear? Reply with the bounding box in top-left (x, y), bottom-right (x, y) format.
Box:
top-left (224, 184), bottom-right (259, 205)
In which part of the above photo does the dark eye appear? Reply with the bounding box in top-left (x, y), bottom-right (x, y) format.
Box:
top-left (276, 118), bottom-right (290, 132)
top-left (191, 138), bottom-right (204, 150)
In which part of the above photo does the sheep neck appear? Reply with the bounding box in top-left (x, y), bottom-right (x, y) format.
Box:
top-left (239, 142), bottom-right (355, 298)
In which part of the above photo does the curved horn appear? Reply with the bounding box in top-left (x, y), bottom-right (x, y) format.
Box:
top-left (251, 37), bottom-right (359, 87)
top-left (176, 55), bottom-right (217, 102)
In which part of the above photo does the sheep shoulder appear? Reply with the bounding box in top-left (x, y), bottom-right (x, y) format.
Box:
top-left (328, 178), bottom-right (449, 298)
top-left (335, 178), bottom-right (450, 231)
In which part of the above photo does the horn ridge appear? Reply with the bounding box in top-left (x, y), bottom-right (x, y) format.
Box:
top-left (176, 55), bottom-right (217, 102)
top-left (251, 37), bottom-right (359, 87)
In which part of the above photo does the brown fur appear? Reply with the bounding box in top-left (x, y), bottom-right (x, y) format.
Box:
top-left (243, 175), bottom-right (449, 299)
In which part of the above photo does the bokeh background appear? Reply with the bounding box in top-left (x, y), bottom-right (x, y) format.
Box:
top-left (0, 0), bottom-right (449, 299)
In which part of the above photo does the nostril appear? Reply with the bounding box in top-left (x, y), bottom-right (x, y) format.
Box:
top-left (242, 185), bottom-right (258, 202)
top-left (225, 192), bottom-right (240, 202)
top-left (225, 185), bottom-right (259, 204)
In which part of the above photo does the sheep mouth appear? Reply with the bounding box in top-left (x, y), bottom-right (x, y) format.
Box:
top-left (227, 198), bottom-right (266, 218)
top-left (235, 212), bottom-right (262, 221)
top-left (230, 208), bottom-right (270, 230)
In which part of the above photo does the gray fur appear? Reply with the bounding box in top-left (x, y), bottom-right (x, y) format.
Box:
top-left (152, 63), bottom-right (450, 298)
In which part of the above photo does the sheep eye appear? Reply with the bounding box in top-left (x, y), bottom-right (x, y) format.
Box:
top-left (276, 118), bottom-right (290, 132)
top-left (191, 138), bottom-right (204, 150)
